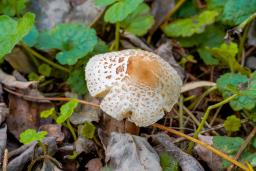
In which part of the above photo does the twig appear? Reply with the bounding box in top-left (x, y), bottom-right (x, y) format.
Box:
top-left (163, 0), bottom-right (186, 26)
top-left (190, 86), bottom-right (217, 110)
top-left (181, 81), bottom-right (216, 93)
top-left (3, 87), bottom-right (100, 108)
top-left (227, 127), bottom-right (256, 171)
top-left (152, 123), bottom-right (248, 171)
top-left (179, 96), bottom-right (184, 133)
top-left (2, 149), bottom-right (8, 171)
top-left (173, 119), bottom-right (248, 143)
top-left (187, 94), bottom-right (238, 152)
top-left (114, 22), bottom-right (120, 51)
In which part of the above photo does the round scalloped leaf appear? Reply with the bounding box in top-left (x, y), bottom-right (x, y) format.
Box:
top-left (95, 0), bottom-right (117, 6)
top-left (39, 64), bottom-right (52, 77)
top-left (222, 0), bottom-right (256, 25)
top-left (67, 69), bottom-right (87, 95)
top-left (23, 25), bottom-right (39, 47)
top-left (120, 3), bottom-right (154, 36)
top-left (104, 0), bottom-right (143, 23)
top-left (56, 99), bottom-right (79, 124)
top-left (224, 115), bottom-right (241, 133)
top-left (0, 12), bottom-right (35, 59)
top-left (163, 10), bottom-right (218, 37)
top-left (36, 24), bottom-right (97, 65)
top-left (217, 73), bottom-right (256, 111)
top-left (19, 129), bottom-right (48, 144)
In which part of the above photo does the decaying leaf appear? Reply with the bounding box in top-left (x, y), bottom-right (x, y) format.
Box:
top-left (151, 133), bottom-right (204, 171)
top-left (104, 132), bottom-right (161, 171)
top-left (0, 103), bottom-right (8, 124)
top-left (155, 40), bottom-right (185, 80)
top-left (5, 47), bottom-right (36, 74)
top-left (85, 158), bottom-right (103, 171)
top-left (0, 69), bottom-right (36, 89)
top-left (0, 124), bottom-right (7, 161)
top-left (7, 91), bottom-right (52, 139)
top-left (65, 0), bottom-right (105, 26)
top-left (194, 135), bottom-right (222, 171)
top-left (39, 124), bottom-right (65, 144)
top-left (8, 137), bottom-right (57, 171)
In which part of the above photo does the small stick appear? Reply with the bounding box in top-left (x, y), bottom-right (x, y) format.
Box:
top-left (227, 127), bottom-right (256, 171)
top-left (152, 123), bottom-right (248, 171)
top-left (2, 149), bottom-right (8, 171)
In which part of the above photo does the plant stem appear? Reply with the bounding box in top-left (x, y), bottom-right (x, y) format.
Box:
top-left (152, 123), bottom-right (248, 171)
top-left (114, 22), bottom-right (120, 51)
top-left (162, 0), bottom-right (186, 26)
top-left (21, 44), bottom-right (70, 73)
top-left (66, 120), bottom-right (77, 141)
top-left (189, 86), bottom-right (217, 110)
top-left (187, 94), bottom-right (238, 153)
top-left (179, 96), bottom-right (184, 133)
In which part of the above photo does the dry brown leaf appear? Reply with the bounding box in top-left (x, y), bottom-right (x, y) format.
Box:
top-left (194, 135), bottom-right (222, 171)
top-left (151, 133), bottom-right (205, 171)
top-left (85, 158), bottom-right (102, 171)
top-left (104, 132), bottom-right (161, 171)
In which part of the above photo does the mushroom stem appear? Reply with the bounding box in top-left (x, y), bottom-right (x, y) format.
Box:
top-left (101, 113), bottom-right (140, 135)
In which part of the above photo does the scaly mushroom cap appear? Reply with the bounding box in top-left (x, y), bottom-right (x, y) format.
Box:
top-left (85, 49), bottom-right (182, 127)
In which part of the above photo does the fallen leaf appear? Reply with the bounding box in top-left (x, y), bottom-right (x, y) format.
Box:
top-left (65, 0), bottom-right (105, 26)
top-left (39, 124), bottom-right (65, 144)
top-left (150, 0), bottom-right (175, 35)
top-left (0, 69), bottom-right (36, 89)
top-left (0, 103), bottom-right (8, 124)
top-left (85, 158), bottom-right (102, 171)
top-left (194, 135), bottom-right (222, 171)
top-left (8, 137), bottom-right (57, 171)
top-left (104, 132), bottom-right (162, 171)
top-left (155, 40), bottom-right (185, 80)
top-left (5, 47), bottom-right (36, 74)
top-left (0, 124), bottom-right (7, 161)
top-left (151, 133), bottom-right (204, 171)
top-left (29, 0), bottom-right (70, 31)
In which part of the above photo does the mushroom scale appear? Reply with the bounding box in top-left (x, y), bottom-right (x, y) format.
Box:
top-left (85, 49), bottom-right (182, 127)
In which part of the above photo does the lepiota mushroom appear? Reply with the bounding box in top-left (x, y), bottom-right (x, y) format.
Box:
top-left (85, 49), bottom-right (182, 127)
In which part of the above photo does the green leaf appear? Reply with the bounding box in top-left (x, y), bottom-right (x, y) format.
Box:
top-left (67, 69), bottom-right (87, 95)
top-left (56, 99), bottom-right (79, 124)
top-left (36, 24), bottom-right (97, 65)
top-left (175, 0), bottom-right (199, 18)
top-left (0, 12), bottom-right (35, 59)
top-left (163, 10), bottom-right (219, 37)
top-left (104, 0), bottom-right (143, 23)
top-left (28, 72), bottom-right (40, 81)
top-left (19, 129), bottom-right (48, 144)
top-left (213, 136), bottom-right (244, 154)
top-left (252, 137), bottom-right (256, 149)
top-left (39, 64), bottom-right (52, 77)
top-left (95, 0), bottom-right (117, 6)
top-left (0, 0), bottom-right (28, 16)
top-left (217, 73), bottom-right (256, 111)
top-left (197, 48), bottom-right (219, 65)
top-left (23, 25), bottom-right (39, 47)
top-left (160, 153), bottom-right (179, 171)
top-left (120, 3), bottom-right (154, 36)
top-left (224, 115), bottom-right (241, 133)
top-left (222, 0), bottom-right (256, 25)
top-left (81, 122), bottom-right (96, 139)
top-left (40, 108), bottom-right (55, 119)
top-left (207, 42), bottom-right (245, 72)
top-left (177, 24), bottom-right (225, 48)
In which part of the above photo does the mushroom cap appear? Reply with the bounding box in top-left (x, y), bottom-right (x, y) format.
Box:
top-left (85, 49), bottom-right (182, 127)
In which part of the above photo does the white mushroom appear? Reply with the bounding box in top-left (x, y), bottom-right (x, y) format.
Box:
top-left (85, 49), bottom-right (182, 127)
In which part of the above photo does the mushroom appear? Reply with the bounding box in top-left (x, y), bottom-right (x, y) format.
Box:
top-left (85, 49), bottom-right (182, 127)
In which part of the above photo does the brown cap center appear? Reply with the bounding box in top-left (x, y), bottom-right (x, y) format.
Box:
top-left (127, 55), bottom-right (160, 88)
